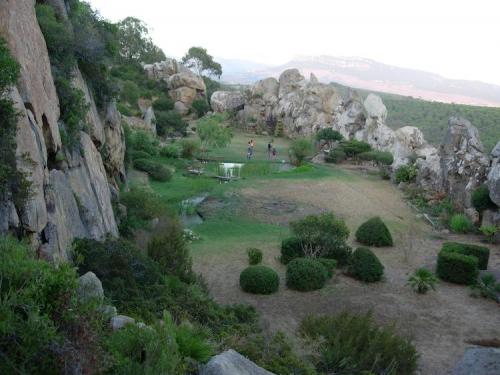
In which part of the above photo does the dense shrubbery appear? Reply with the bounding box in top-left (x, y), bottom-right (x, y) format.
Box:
top-left (153, 96), bottom-right (175, 112)
top-left (156, 110), bottom-right (188, 136)
top-left (289, 138), bottom-right (313, 166)
top-left (118, 187), bottom-right (165, 235)
top-left (325, 149), bottom-right (346, 164)
top-left (280, 237), bottom-right (304, 264)
top-left (407, 268), bottom-right (438, 294)
top-left (318, 258), bottom-right (337, 278)
top-left (180, 139), bottom-right (200, 159)
top-left (0, 236), bottom-right (108, 374)
top-left (247, 248), bottom-right (263, 265)
top-left (441, 242), bottom-right (490, 270)
top-left (160, 144), bottom-right (180, 158)
top-left (134, 158), bottom-right (172, 181)
top-left (355, 217), bottom-right (393, 247)
top-left (299, 312), bottom-right (418, 374)
top-left (316, 128), bottom-right (343, 142)
top-left (395, 164), bottom-right (418, 183)
top-left (436, 250), bottom-right (479, 285)
top-left (449, 214), bottom-right (473, 233)
top-left (129, 129), bottom-right (160, 156)
top-left (290, 212), bottom-right (350, 243)
top-left (348, 247), bottom-right (384, 282)
top-left (472, 185), bottom-right (496, 212)
top-left (240, 266), bottom-right (280, 294)
top-left (286, 258), bottom-right (328, 291)
top-left (147, 219), bottom-right (194, 282)
top-left (192, 99), bottom-right (210, 118)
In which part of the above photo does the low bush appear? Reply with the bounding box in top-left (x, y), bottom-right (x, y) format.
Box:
top-left (286, 258), bottom-right (328, 291)
top-left (280, 237), bottom-right (304, 264)
top-left (130, 150), bottom-right (151, 161)
top-left (341, 139), bottom-right (371, 157)
top-left (156, 110), bottom-right (188, 136)
top-left (247, 248), bottom-right (263, 265)
top-left (480, 225), bottom-right (498, 244)
top-left (348, 247), bottom-right (384, 282)
top-left (355, 217), bottom-right (393, 247)
top-left (299, 312), bottom-right (418, 374)
top-left (358, 150), bottom-right (394, 165)
top-left (325, 149), bottom-right (346, 164)
top-left (290, 212), bottom-right (349, 243)
top-left (240, 266), bottom-right (279, 294)
top-left (118, 187), bottom-right (165, 235)
top-left (449, 214), bottom-right (473, 234)
top-left (289, 138), bottom-right (313, 166)
top-left (160, 144), bottom-right (180, 158)
top-left (441, 242), bottom-right (490, 270)
top-left (322, 237), bottom-right (353, 266)
top-left (134, 158), bottom-right (172, 181)
top-left (147, 219), bottom-right (194, 282)
top-left (316, 128), bottom-right (343, 142)
top-left (117, 102), bottom-right (133, 116)
top-left (395, 164), bottom-right (418, 183)
top-left (407, 268), bottom-right (438, 294)
top-left (318, 258), bottom-right (337, 278)
top-left (130, 130), bottom-right (160, 156)
top-left (180, 139), bottom-right (200, 159)
top-left (472, 185), bottom-right (496, 212)
top-left (152, 96), bottom-right (174, 112)
top-left (471, 273), bottom-right (500, 302)
top-left (192, 99), bottom-right (210, 118)
top-left (436, 250), bottom-right (478, 285)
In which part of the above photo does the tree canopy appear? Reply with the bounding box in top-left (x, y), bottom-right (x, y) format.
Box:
top-left (181, 47), bottom-right (222, 78)
top-left (117, 17), bottom-right (166, 63)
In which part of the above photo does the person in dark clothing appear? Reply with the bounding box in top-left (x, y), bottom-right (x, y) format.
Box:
top-left (267, 142), bottom-right (272, 159)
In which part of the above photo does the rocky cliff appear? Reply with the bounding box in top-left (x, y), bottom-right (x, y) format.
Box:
top-left (0, 0), bottom-right (125, 262)
top-left (213, 69), bottom-right (500, 227)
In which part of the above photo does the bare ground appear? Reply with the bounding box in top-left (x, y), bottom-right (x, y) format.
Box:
top-left (192, 168), bottom-right (500, 374)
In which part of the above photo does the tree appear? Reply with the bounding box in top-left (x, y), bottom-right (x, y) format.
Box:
top-left (197, 114), bottom-right (232, 157)
top-left (181, 47), bottom-right (222, 78)
top-left (116, 17), bottom-right (166, 63)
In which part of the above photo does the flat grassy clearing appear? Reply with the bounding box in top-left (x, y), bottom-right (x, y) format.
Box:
top-left (129, 130), bottom-right (500, 375)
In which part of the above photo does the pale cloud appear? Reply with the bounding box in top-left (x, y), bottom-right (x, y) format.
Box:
top-left (87, 0), bottom-right (500, 85)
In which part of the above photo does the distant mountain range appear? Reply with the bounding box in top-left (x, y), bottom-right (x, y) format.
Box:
top-left (219, 56), bottom-right (500, 107)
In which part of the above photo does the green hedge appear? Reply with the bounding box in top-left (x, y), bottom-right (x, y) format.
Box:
top-left (286, 258), bottom-right (328, 291)
top-left (348, 247), bottom-right (384, 282)
top-left (280, 237), bottom-right (304, 264)
top-left (240, 266), bottom-right (279, 294)
top-left (436, 251), bottom-right (479, 285)
top-left (355, 217), bottom-right (393, 247)
top-left (471, 185), bottom-right (496, 212)
top-left (358, 150), bottom-right (394, 165)
top-left (441, 242), bottom-right (490, 270)
top-left (134, 158), bottom-right (172, 181)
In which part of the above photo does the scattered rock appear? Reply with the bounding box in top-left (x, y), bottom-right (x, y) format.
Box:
top-left (77, 271), bottom-right (104, 304)
top-left (452, 347), bottom-right (500, 375)
top-left (200, 349), bottom-right (275, 375)
top-left (111, 315), bottom-right (135, 331)
top-left (211, 91), bottom-right (245, 113)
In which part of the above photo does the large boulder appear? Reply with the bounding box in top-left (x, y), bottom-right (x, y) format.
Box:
top-left (364, 94), bottom-right (388, 122)
top-left (278, 68), bottom-right (306, 98)
top-left (487, 141), bottom-right (500, 207)
top-left (143, 58), bottom-right (184, 81)
top-left (333, 91), bottom-right (366, 139)
top-left (200, 350), bottom-right (275, 375)
top-left (440, 117), bottom-right (490, 210)
top-left (102, 101), bottom-right (126, 182)
top-left (77, 271), bottom-right (104, 304)
top-left (110, 315), bottom-right (135, 331)
top-left (122, 115), bottom-right (156, 135)
top-left (211, 91), bottom-right (245, 113)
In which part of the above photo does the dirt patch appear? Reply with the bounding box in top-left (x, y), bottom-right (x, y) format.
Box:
top-left (192, 168), bottom-right (500, 375)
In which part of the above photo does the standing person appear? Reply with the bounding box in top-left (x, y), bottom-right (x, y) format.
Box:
top-left (247, 141), bottom-right (252, 160)
top-left (267, 142), bottom-right (272, 159)
top-left (250, 139), bottom-right (255, 159)
top-left (272, 147), bottom-right (277, 160)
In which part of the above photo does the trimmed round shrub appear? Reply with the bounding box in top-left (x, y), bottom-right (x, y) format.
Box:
top-left (441, 242), bottom-right (490, 270)
top-left (240, 266), bottom-right (279, 294)
top-left (355, 217), bottom-right (393, 247)
top-left (449, 214), bottom-right (473, 234)
top-left (316, 128), bottom-right (343, 142)
top-left (358, 151), bottom-right (394, 166)
top-left (348, 247), bottom-right (384, 283)
top-left (134, 159), bottom-right (172, 182)
top-left (342, 140), bottom-right (371, 157)
top-left (247, 248), bottom-right (263, 265)
top-left (280, 237), bottom-right (304, 264)
top-left (286, 258), bottom-right (328, 291)
top-left (436, 251), bottom-right (478, 285)
top-left (320, 236), bottom-right (353, 266)
top-left (318, 258), bottom-right (337, 278)
top-left (471, 185), bottom-right (496, 212)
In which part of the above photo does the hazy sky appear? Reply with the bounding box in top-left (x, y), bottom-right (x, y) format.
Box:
top-left (87, 0), bottom-right (500, 85)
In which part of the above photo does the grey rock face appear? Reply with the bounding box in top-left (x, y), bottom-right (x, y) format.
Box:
top-left (487, 141), bottom-right (500, 207)
top-left (200, 350), bottom-right (275, 375)
top-left (111, 315), bottom-right (135, 331)
top-left (364, 94), bottom-right (388, 122)
top-left (453, 347), bottom-right (500, 375)
top-left (211, 91), bottom-right (245, 113)
top-left (440, 117), bottom-right (490, 210)
top-left (77, 271), bottom-right (104, 304)
top-left (102, 101), bottom-right (126, 182)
